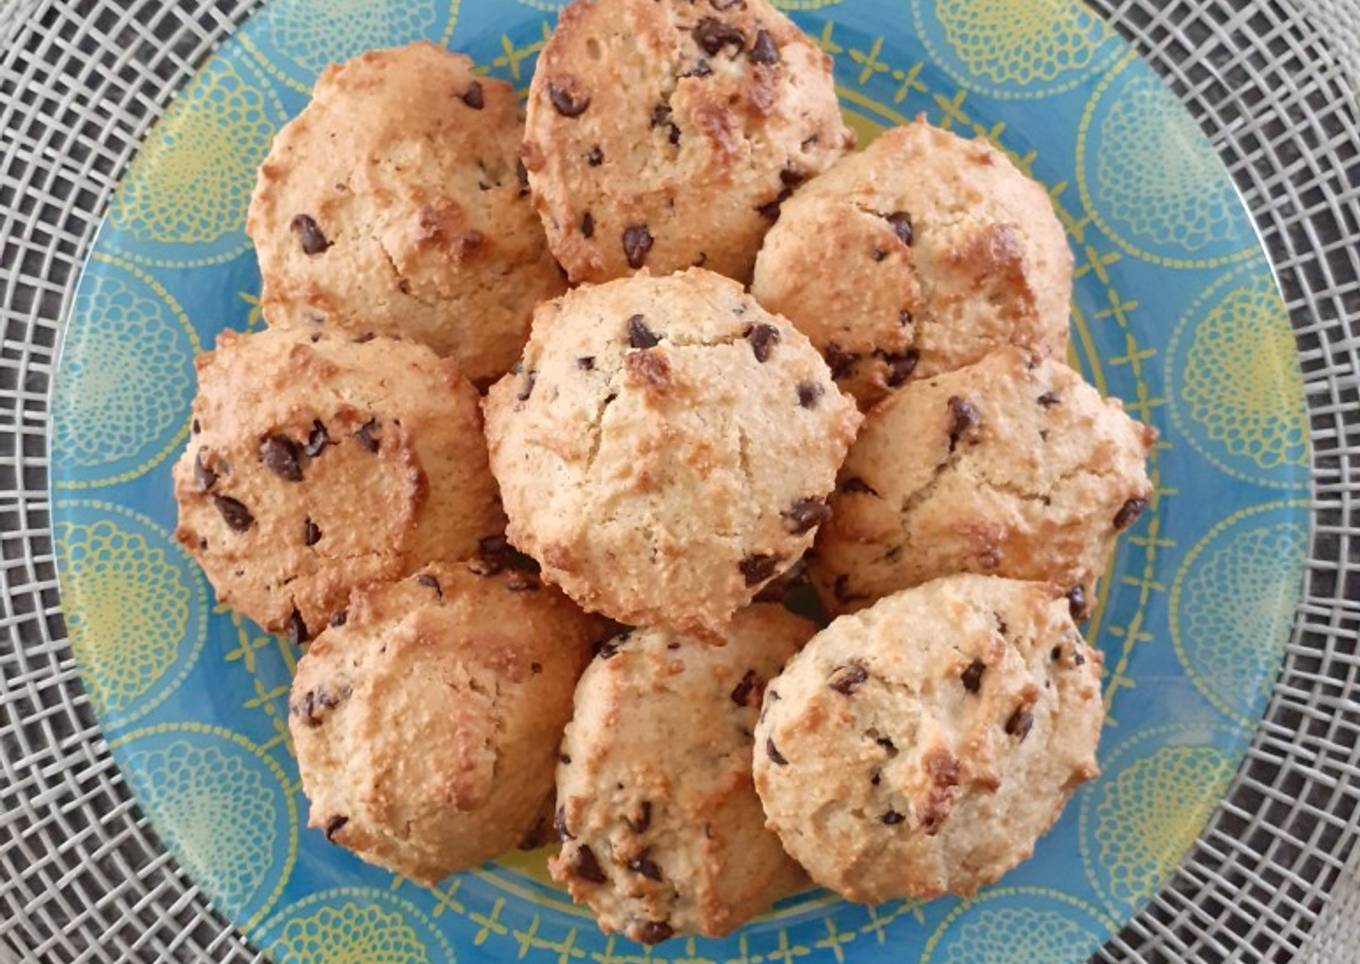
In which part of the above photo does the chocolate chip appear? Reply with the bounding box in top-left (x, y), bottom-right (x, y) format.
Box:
top-left (573, 844), bottom-right (607, 883)
top-left (579, 211), bottom-right (594, 238)
top-left (693, 17), bottom-right (746, 56)
top-left (416, 573), bottom-right (442, 596)
top-left (960, 659), bottom-right (985, 693)
top-left (354, 419), bottom-right (380, 453)
top-left (1051, 645), bottom-right (1063, 661)
top-left (683, 58), bottom-right (713, 77)
top-left (766, 737), bottom-right (788, 765)
top-left (1114, 497), bottom-right (1148, 530)
top-left (881, 349), bottom-right (919, 388)
top-left (559, 751), bottom-right (571, 764)
top-left (531, 662), bottom-right (543, 675)
top-left (548, 82), bottom-right (590, 117)
top-left (840, 476), bottom-right (878, 496)
top-left (885, 211), bottom-right (913, 245)
top-left (994, 613), bottom-right (1009, 636)
top-left (303, 517), bottom-right (322, 546)
top-left (1067, 584), bottom-right (1089, 620)
top-left (731, 669), bottom-right (758, 707)
top-left (623, 224), bottom-right (653, 269)
top-left (259, 434), bottom-right (303, 482)
top-left (1038, 391), bottom-right (1060, 407)
top-left (1005, 706), bottom-right (1034, 740)
top-left (797, 381), bottom-right (823, 408)
top-left (871, 247), bottom-right (888, 262)
top-left (329, 610), bottom-right (347, 627)
top-left (870, 770), bottom-right (881, 785)
top-left (597, 639), bottom-right (622, 660)
top-left (739, 554), bottom-right (779, 586)
top-left (875, 735), bottom-right (898, 755)
top-left (627, 314), bottom-right (659, 348)
top-left (213, 495), bottom-right (253, 531)
top-left (629, 851), bottom-right (663, 881)
top-left (900, 309), bottom-right (914, 327)
top-left (324, 815), bottom-right (348, 842)
top-left (461, 81), bottom-right (484, 109)
top-left (782, 497), bottom-right (829, 535)
top-left (881, 809), bottom-right (905, 825)
top-left (286, 608), bottom-right (309, 647)
top-left (638, 922), bottom-right (673, 945)
top-left (947, 396), bottom-right (981, 451)
top-left (290, 214), bottom-right (331, 255)
top-left (742, 324), bottom-right (778, 363)
top-left (586, 145), bottom-right (604, 166)
top-left (823, 343), bottom-right (858, 379)
top-left (194, 451), bottom-right (217, 491)
top-left (555, 805), bottom-right (574, 841)
top-left (350, 332), bottom-right (375, 344)
top-left (625, 800), bottom-right (652, 834)
top-left (191, 419), bottom-right (201, 434)
top-left (516, 158), bottom-right (530, 196)
top-left (1074, 647), bottom-right (1087, 666)
top-left (756, 186), bottom-right (793, 220)
top-left (749, 28), bottom-right (779, 64)
top-left (829, 663), bottom-right (868, 695)
top-left (517, 370), bottom-right (536, 402)
top-left (303, 420), bottom-right (330, 457)
top-left (650, 103), bottom-right (671, 128)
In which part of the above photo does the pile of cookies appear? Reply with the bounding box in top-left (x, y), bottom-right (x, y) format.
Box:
top-left (172, 0), bottom-right (1154, 946)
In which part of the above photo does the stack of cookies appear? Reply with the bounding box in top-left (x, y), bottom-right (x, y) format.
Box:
top-left (172, 0), bottom-right (1154, 946)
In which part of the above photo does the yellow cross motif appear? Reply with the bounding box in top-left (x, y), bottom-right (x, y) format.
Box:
top-left (492, 20), bottom-right (553, 81)
top-left (813, 916), bottom-right (856, 962)
top-left (471, 896), bottom-right (508, 945)
top-left (849, 36), bottom-right (890, 85)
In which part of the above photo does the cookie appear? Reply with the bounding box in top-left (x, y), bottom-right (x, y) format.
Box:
top-left (550, 605), bottom-right (813, 943)
top-left (753, 574), bottom-right (1104, 903)
top-left (247, 41), bottom-right (564, 387)
top-left (522, 0), bottom-right (853, 284)
top-left (483, 268), bottom-right (862, 639)
top-left (289, 564), bottom-right (603, 883)
top-left (173, 326), bottom-right (504, 640)
top-left (810, 347), bottom-right (1155, 617)
top-left (752, 120), bottom-right (1073, 409)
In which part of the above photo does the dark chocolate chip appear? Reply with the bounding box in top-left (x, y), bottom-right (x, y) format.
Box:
top-left (555, 805), bottom-right (574, 841)
top-left (1051, 645), bottom-right (1063, 661)
top-left (286, 608), bottom-right (309, 647)
top-left (324, 815), bottom-right (348, 842)
top-left (870, 770), bottom-right (881, 785)
top-left (531, 662), bottom-right (543, 674)
top-left (693, 17), bottom-right (746, 56)
top-left (840, 476), bottom-right (878, 496)
top-left (416, 573), bottom-right (442, 596)
top-left (684, 57), bottom-right (715, 79)
top-left (739, 554), bottom-right (779, 586)
top-left (461, 81), bottom-right (485, 110)
top-left (329, 610), bottom-right (347, 627)
top-left (900, 309), bottom-right (913, 326)
top-left (260, 434), bottom-right (303, 482)
top-left (576, 356), bottom-right (595, 371)
top-left (191, 419), bottom-right (201, 434)
top-left (885, 211), bottom-right (914, 245)
top-left (586, 145), bottom-right (604, 166)
top-left (213, 495), bottom-right (254, 531)
top-left (517, 370), bottom-right (537, 402)
top-left (749, 28), bottom-right (779, 65)
top-left (823, 343), bottom-right (858, 379)
top-left (829, 663), bottom-right (868, 695)
top-left (1114, 497), bottom-right (1149, 530)
top-left (560, 751), bottom-right (571, 764)
top-left (947, 396), bottom-right (981, 451)
top-left (290, 214), bottom-right (331, 255)
top-left (573, 844), bottom-right (607, 883)
top-left (638, 922), bottom-right (673, 946)
top-left (1074, 647), bottom-right (1087, 666)
top-left (797, 381), bottom-right (824, 408)
top-left (881, 809), bottom-right (905, 825)
top-left (625, 800), bottom-right (652, 834)
top-left (548, 82), bottom-right (590, 117)
top-left (194, 451), bottom-right (217, 492)
top-left (623, 224), bottom-right (653, 269)
top-left (629, 852), bottom-right (663, 881)
top-left (873, 733), bottom-right (897, 755)
top-left (746, 323), bottom-right (780, 362)
top-left (881, 349), bottom-right (919, 388)
top-left (756, 186), bottom-right (793, 220)
top-left (766, 737), bottom-right (788, 765)
top-left (1037, 391), bottom-right (1060, 407)
top-left (627, 314), bottom-right (660, 348)
top-left (303, 420), bottom-right (331, 457)
top-left (960, 659), bottom-right (985, 693)
top-left (994, 613), bottom-right (1008, 636)
top-left (782, 497), bottom-right (829, 535)
top-left (354, 419), bottom-right (380, 453)
top-left (1004, 706), bottom-right (1034, 740)
top-left (303, 517), bottom-right (322, 546)
top-left (780, 165), bottom-right (805, 188)
top-left (516, 159), bottom-right (530, 196)
top-left (351, 332), bottom-right (375, 344)
top-left (650, 103), bottom-right (672, 128)
top-left (1067, 584), bottom-right (1088, 620)
top-left (597, 639), bottom-right (621, 660)
top-left (730, 669), bottom-right (758, 707)
top-left (871, 247), bottom-right (888, 262)
top-left (580, 211), bottom-right (594, 238)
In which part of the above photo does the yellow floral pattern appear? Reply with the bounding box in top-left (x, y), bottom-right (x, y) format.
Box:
top-left (274, 902), bottom-right (431, 963)
top-left (266, 0), bottom-right (439, 74)
top-left (936, 0), bottom-right (1110, 87)
top-left (938, 907), bottom-right (1099, 963)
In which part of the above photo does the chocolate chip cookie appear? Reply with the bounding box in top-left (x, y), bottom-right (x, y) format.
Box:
top-left (522, 0), bottom-right (853, 284)
top-left (173, 326), bottom-right (504, 641)
top-left (753, 574), bottom-right (1103, 903)
top-left (810, 347), bottom-right (1155, 617)
top-left (290, 565), bottom-right (603, 883)
top-left (752, 120), bottom-right (1073, 409)
top-left (551, 605), bottom-right (813, 943)
top-left (247, 41), bottom-right (564, 386)
top-left (482, 268), bottom-right (862, 639)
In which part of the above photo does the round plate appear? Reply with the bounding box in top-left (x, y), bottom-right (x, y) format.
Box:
top-left (50, 0), bottom-right (1310, 960)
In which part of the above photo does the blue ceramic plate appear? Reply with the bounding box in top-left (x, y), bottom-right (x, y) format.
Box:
top-left (51, 1), bottom-right (1310, 960)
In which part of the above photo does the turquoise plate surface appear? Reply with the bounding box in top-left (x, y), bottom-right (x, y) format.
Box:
top-left (50, 1), bottom-right (1311, 960)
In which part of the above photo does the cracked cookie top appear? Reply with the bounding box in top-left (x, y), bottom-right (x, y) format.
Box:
top-left (810, 346), bottom-right (1155, 617)
top-left (247, 41), bottom-right (564, 387)
top-left (483, 268), bottom-right (862, 639)
top-left (550, 605), bottom-right (812, 944)
top-left (522, 0), bottom-right (853, 285)
top-left (289, 564), bottom-right (602, 884)
top-left (753, 574), bottom-right (1104, 903)
top-left (172, 326), bottom-right (505, 640)
top-left (752, 120), bottom-right (1074, 410)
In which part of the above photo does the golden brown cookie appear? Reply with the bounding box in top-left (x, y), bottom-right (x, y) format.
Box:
top-left (247, 41), bottom-right (564, 386)
top-left (289, 564), bottom-right (603, 883)
top-left (753, 575), bottom-right (1103, 903)
top-left (550, 605), bottom-right (813, 943)
top-left (752, 120), bottom-right (1073, 409)
top-left (483, 269), bottom-right (862, 639)
top-left (522, 0), bottom-right (853, 284)
top-left (172, 326), bottom-right (504, 640)
top-left (810, 347), bottom-right (1155, 617)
